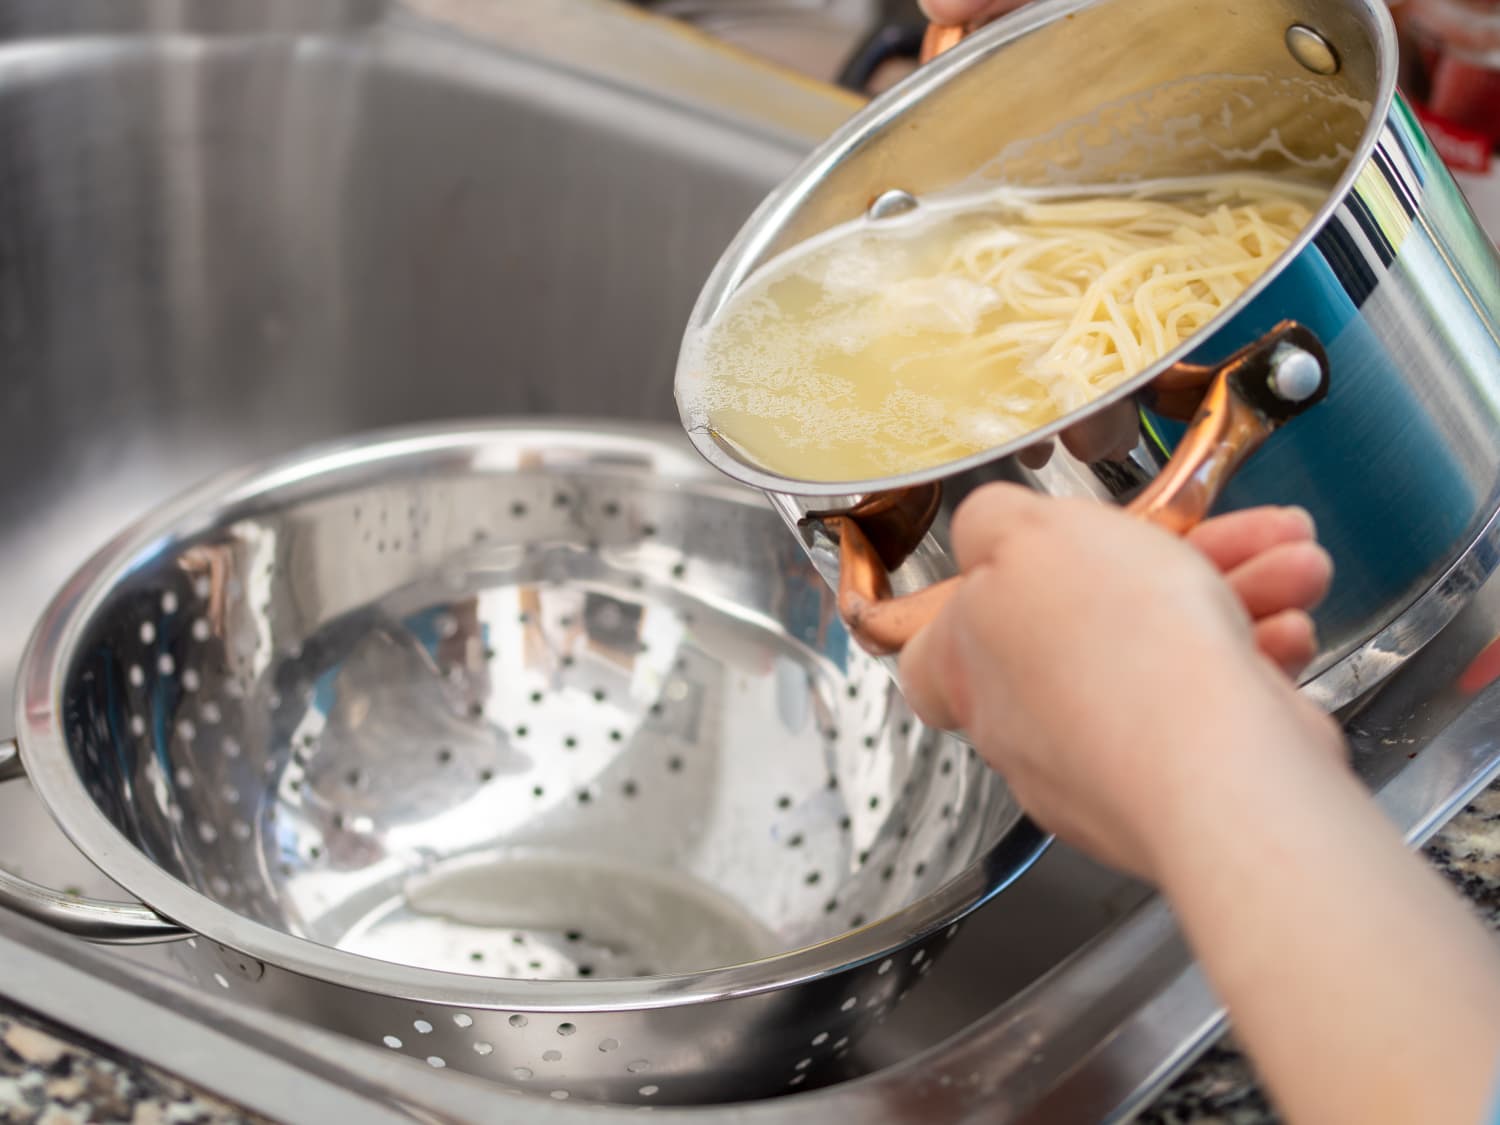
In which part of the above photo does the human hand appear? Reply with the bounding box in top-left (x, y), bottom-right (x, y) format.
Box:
top-left (918, 0), bottom-right (1033, 26)
top-left (1183, 505), bottom-right (1330, 675)
top-left (896, 493), bottom-right (1500, 1125)
top-left (898, 485), bottom-right (1341, 882)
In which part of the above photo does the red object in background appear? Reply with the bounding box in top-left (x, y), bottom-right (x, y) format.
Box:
top-left (1430, 51), bottom-right (1500, 127)
top-left (1397, 0), bottom-right (1500, 242)
top-left (1417, 106), bottom-right (1493, 174)
top-left (1458, 635), bottom-right (1500, 695)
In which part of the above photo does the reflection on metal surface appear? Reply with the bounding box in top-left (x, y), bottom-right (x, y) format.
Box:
top-left (0, 863), bottom-right (187, 945)
top-left (6, 424), bottom-right (1043, 1106)
top-left (0, 741), bottom-right (188, 941)
top-left (0, 0), bottom-right (832, 733)
top-left (1287, 23), bottom-right (1344, 75)
top-left (866, 188), bottom-right (921, 220)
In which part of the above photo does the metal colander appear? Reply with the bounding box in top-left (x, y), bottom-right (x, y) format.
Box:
top-left (5, 423), bottom-right (1044, 1106)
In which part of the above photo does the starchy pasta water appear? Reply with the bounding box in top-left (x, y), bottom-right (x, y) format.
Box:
top-left (678, 174), bottom-right (1324, 482)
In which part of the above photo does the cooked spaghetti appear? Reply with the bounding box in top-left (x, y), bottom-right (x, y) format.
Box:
top-left (678, 174), bottom-right (1322, 482)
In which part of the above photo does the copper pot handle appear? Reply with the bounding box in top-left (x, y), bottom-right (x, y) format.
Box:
top-left (820, 322), bottom-right (1331, 657)
top-left (919, 3), bottom-right (1030, 63)
top-left (919, 23), bottom-right (971, 63)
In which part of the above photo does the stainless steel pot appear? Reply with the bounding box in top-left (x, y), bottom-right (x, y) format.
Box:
top-left (675, 0), bottom-right (1500, 708)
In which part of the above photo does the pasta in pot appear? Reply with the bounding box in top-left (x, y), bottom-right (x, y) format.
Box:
top-left (678, 174), bottom-right (1323, 483)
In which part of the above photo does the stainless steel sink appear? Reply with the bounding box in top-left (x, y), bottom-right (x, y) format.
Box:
top-left (0, 0), bottom-right (1144, 1078)
top-left (0, 0), bottom-right (842, 978)
top-left (1, 2), bottom-right (1497, 1122)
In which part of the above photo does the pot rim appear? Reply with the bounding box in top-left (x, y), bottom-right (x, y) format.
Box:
top-left (674, 0), bottom-right (1400, 498)
top-left (13, 419), bottom-right (1049, 1010)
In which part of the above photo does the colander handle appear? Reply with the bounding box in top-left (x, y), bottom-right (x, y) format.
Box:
top-left (828, 323), bottom-right (1331, 657)
top-left (0, 739), bottom-right (191, 944)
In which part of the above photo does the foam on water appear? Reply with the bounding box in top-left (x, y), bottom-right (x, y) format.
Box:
top-left (678, 174), bottom-right (1325, 484)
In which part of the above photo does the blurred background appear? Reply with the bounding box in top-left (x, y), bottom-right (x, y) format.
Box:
top-left (627, 0), bottom-right (928, 93)
top-left (633, 0), bottom-right (1498, 244)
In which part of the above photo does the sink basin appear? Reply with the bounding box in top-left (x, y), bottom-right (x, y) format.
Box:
top-left (0, 0), bottom-right (846, 723)
top-left (0, 0), bottom-right (1143, 1080)
top-left (1, 2), bottom-right (1497, 1122)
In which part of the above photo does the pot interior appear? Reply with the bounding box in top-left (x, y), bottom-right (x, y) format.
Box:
top-left (680, 0), bottom-right (1389, 498)
top-left (745, 0), bottom-right (1382, 269)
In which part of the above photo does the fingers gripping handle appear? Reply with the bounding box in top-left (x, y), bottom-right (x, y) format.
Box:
top-left (820, 323), bottom-right (1330, 657)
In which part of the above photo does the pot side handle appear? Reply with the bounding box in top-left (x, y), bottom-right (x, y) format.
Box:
top-left (832, 322), bottom-right (1332, 657)
top-left (0, 739), bottom-right (191, 944)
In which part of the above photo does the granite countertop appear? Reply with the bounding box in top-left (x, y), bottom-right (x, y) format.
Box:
top-left (1140, 780), bottom-right (1500, 1125)
top-left (4, 781), bottom-right (1500, 1124)
top-left (0, 1018), bottom-right (265, 1125)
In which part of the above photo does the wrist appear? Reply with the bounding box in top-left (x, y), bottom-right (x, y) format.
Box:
top-left (1138, 669), bottom-right (1348, 889)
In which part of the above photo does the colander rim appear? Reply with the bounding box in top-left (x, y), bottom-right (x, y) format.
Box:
top-left (15, 419), bottom-right (1050, 1009)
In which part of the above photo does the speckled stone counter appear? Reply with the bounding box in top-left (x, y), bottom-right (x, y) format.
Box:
top-left (0, 1012), bottom-right (267, 1125)
top-left (1139, 781), bottom-right (1500, 1125)
top-left (5, 781), bottom-right (1500, 1124)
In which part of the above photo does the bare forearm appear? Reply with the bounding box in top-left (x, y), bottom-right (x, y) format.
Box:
top-left (1158, 732), bottom-right (1500, 1125)
top-left (894, 484), bottom-right (1496, 1118)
